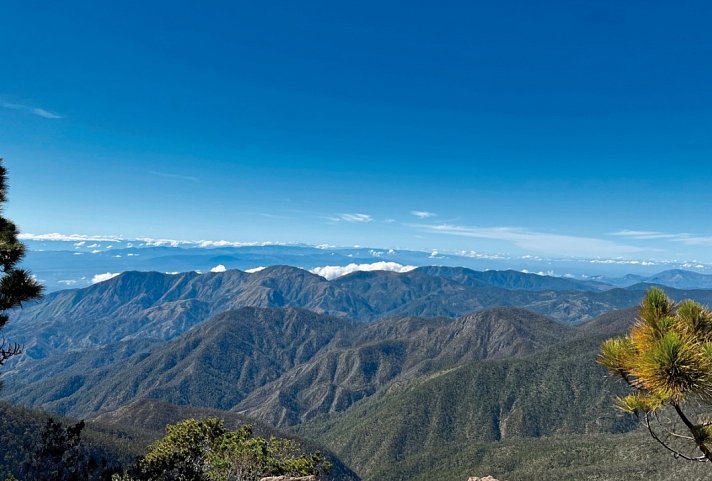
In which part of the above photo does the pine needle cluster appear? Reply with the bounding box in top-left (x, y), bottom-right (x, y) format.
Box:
top-left (599, 288), bottom-right (712, 462)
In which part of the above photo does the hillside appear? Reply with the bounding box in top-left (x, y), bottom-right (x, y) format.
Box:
top-left (0, 402), bottom-right (143, 480)
top-left (13, 266), bottom-right (712, 367)
top-left (4, 307), bottom-right (352, 416)
top-left (4, 307), bottom-right (572, 423)
top-left (416, 266), bottom-right (611, 291)
top-left (91, 399), bottom-right (361, 481)
top-left (0, 400), bottom-right (359, 481)
top-left (236, 308), bottom-right (574, 426)
top-left (295, 335), bottom-right (638, 481)
top-left (4, 269), bottom-right (712, 480)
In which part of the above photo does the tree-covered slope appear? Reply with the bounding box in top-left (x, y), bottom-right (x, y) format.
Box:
top-left (14, 266), bottom-right (709, 366)
top-left (295, 335), bottom-right (639, 481)
top-left (91, 398), bottom-right (361, 481)
top-left (380, 429), bottom-right (711, 481)
top-left (236, 308), bottom-right (574, 426)
top-left (0, 399), bottom-right (360, 481)
top-left (5, 307), bottom-right (572, 423)
top-left (3, 307), bottom-right (352, 417)
top-left (415, 266), bottom-right (611, 291)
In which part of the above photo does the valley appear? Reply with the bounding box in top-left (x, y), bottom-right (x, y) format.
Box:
top-left (4, 266), bottom-right (712, 480)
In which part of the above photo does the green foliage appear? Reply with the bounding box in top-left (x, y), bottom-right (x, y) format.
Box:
top-left (126, 418), bottom-right (329, 481)
top-left (23, 417), bottom-right (121, 481)
top-left (24, 418), bottom-right (91, 481)
top-left (599, 288), bottom-right (712, 461)
top-left (298, 335), bottom-right (636, 481)
top-left (0, 159), bottom-right (42, 365)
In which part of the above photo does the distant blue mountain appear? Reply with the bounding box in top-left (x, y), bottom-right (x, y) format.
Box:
top-left (20, 239), bottom-right (712, 292)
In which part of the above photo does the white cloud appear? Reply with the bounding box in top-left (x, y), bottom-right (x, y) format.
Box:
top-left (18, 233), bottom-right (121, 242)
top-left (91, 250), bottom-right (102, 254)
top-left (245, 266), bottom-right (267, 273)
top-left (57, 279), bottom-right (78, 286)
top-left (310, 261), bottom-right (417, 280)
top-left (455, 250), bottom-right (508, 260)
top-left (587, 259), bottom-right (659, 266)
top-left (1, 101), bottom-right (63, 119)
top-left (611, 229), bottom-right (712, 246)
top-left (165, 271), bottom-right (180, 275)
top-left (411, 210), bottom-right (436, 219)
top-left (420, 224), bottom-right (645, 258)
top-left (210, 264), bottom-right (227, 273)
top-left (91, 272), bottom-right (121, 284)
top-left (332, 213), bottom-right (373, 223)
top-left (31, 107), bottom-right (63, 119)
top-left (19, 232), bottom-right (286, 249)
top-left (149, 171), bottom-right (200, 183)
top-left (196, 239), bottom-right (283, 248)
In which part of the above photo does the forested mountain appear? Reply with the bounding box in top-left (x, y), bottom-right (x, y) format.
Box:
top-left (296, 334), bottom-right (633, 480)
top-left (4, 307), bottom-right (352, 416)
top-left (415, 266), bottom-right (611, 291)
top-left (237, 308), bottom-right (574, 426)
top-left (12, 266), bottom-right (712, 365)
top-left (0, 400), bottom-right (359, 481)
top-left (6, 266), bottom-right (712, 481)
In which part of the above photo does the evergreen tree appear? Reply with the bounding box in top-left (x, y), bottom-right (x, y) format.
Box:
top-left (122, 418), bottom-right (329, 481)
top-left (599, 287), bottom-right (712, 463)
top-left (24, 419), bottom-right (90, 481)
top-left (0, 159), bottom-right (42, 365)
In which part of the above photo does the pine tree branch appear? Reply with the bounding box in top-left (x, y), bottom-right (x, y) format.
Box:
top-left (0, 337), bottom-right (22, 366)
top-left (644, 412), bottom-right (708, 462)
top-left (672, 402), bottom-right (712, 462)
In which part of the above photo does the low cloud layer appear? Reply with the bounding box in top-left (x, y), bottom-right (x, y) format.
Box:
top-left (210, 264), bottom-right (227, 273)
top-left (310, 261), bottom-right (417, 280)
top-left (91, 272), bottom-right (121, 284)
top-left (245, 266), bottom-right (266, 273)
top-left (19, 233), bottom-right (122, 242)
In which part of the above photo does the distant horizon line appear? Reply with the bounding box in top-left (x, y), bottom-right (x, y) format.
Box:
top-left (17, 231), bottom-right (712, 271)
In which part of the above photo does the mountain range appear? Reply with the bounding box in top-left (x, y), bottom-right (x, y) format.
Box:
top-left (21, 239), bottom-right (712, 293)
top-left (5, 265), bottom-right (712, 480)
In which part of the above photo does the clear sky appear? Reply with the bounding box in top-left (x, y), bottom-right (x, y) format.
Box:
top-left (2, 1), bottom-right (712, 262)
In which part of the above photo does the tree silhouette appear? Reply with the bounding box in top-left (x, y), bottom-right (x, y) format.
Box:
top-left (0, 159), bottom-right (43, 365)
top-left (599, 287), bottom-right (712, 462)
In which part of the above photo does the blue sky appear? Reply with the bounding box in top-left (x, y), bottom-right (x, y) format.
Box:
top-left (3, 1), bottom-right (712, 262)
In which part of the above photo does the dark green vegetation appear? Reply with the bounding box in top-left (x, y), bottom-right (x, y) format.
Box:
top-left (6, 268), bottom-right (712, 480)
top-left (0, 400), bottom-right (357, 481)
top-left (121, 417), bottom-right (330, 481)
top-left (0, 402), bottom-right (140, 480)
top-left (0, 159), bottom-right (42, 366)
